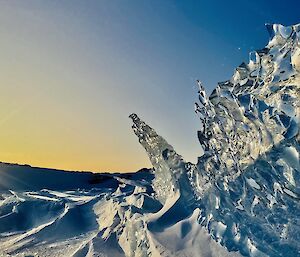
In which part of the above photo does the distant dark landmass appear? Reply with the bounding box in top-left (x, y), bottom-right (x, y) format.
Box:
top-left (0, 162), bottom-right (152, 191)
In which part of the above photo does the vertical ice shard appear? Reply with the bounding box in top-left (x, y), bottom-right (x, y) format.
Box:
top-left (129, 114), bottom-right (196, 204)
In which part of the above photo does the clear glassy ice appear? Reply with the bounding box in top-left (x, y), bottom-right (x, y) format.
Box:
top-left (130, 23), bottom-right (300, 257)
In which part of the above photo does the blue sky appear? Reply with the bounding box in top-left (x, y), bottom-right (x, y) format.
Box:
top-left (0, 1), bottom-right (299, 171)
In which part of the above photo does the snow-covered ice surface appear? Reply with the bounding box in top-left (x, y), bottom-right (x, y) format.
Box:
top-left (1, 23), bottom-right (300, 256)
top-left (0, 168), bottom-right (239, 257)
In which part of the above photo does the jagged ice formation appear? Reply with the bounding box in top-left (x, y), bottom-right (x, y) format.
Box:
top-left (130, 23), bottom-right (300, 257)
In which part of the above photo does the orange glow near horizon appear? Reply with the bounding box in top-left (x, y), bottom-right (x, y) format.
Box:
top-left (0, 108), bottom-right (151, 172)
top-left (0, 90), bottom-right (151, 172)
top-left (0, 103), bottom-right (151, 172)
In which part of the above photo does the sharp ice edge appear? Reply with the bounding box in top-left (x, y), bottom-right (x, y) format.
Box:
top-left (130, 23), bottom-right (300, 256)
top-left (1, 23), bottom-right (300, 257)
top-left (129, 113), bottom-right (197, 205)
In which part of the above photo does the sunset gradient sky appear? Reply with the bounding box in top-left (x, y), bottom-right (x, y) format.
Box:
top-left (0, 0), bottom-right (299, 172)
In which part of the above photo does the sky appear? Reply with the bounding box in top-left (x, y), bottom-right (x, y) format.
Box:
top-left (0, 0), bottom-right (299, 172)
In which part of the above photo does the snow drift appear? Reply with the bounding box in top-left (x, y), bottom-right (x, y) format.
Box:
top-left (1, 23), bottom-right (300, 257)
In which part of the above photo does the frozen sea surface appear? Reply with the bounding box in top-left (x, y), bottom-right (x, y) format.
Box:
top-left (0, 166), bottom-right (240, 257)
